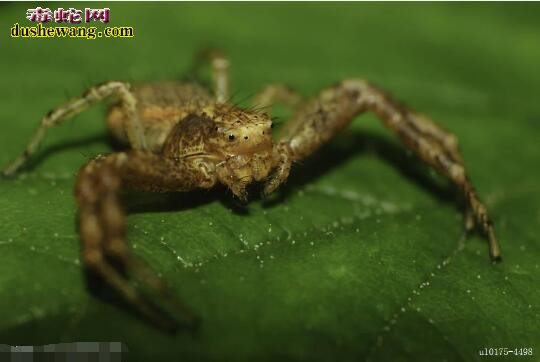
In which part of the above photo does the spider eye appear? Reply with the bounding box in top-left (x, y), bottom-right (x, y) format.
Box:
top-left (228, 134), bottom-right (235, 141)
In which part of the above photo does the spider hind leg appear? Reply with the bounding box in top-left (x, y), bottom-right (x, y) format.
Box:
top-left (2, 81), bottom-right (147, 177)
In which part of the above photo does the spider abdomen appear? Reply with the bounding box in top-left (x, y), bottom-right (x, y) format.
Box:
top-left (106, 82), bottom-right (214, 153)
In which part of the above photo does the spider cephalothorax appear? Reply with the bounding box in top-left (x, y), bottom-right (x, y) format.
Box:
top-left (157, 103), bottom-right (275, 201)
top-left (1, 51), bottom-right (501, 330)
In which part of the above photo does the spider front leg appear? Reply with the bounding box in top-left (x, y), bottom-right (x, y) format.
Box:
top-left (76, 151), bottom-right (213, 330)
top-left (273, 79), bottom-right (501, 262)
top-left (263, 142), bottom-right (293, 196)
top-left (2, 81), bottom-right (147, 177)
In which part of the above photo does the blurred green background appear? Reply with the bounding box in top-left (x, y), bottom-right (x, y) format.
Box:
top-left (1, 2), bottom-right (539, 361)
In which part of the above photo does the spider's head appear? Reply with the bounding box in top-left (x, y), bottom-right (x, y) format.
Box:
top-left (212, 107), bottom-right (271, 153)
top-left (210, 104), bottom-right (274, 179)
top-left (163, 104), bottom-right (275, 199)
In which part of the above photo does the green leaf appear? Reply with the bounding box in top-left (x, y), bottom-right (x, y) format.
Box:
top-left (1, 3), bottom-right (539, 361)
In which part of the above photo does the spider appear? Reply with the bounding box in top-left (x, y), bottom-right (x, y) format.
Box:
top-left (2, 51), bottom-right (501, 331)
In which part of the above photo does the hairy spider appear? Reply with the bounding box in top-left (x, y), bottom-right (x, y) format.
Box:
top-left (2, 51), bottom-right (501, 330)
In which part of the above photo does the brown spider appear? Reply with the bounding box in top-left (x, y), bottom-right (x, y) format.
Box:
top-left (2, 51), bottom-right (501, 330)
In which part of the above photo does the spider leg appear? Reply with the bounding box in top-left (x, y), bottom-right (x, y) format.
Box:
top-left (251, 83), bottom-right (302, 113)
top-left (192, 49), bottom-right (230, 103)
top-left (79, 208), bottom-right (178, 331)
top-left (272, 78), bottom-right (501, 261)
top-left (99, 180), bottom-right (199, 327)
top-left (262, 142), bottom-right (293, 196)
top-left (404, 111), bottom-right (463, 163)
top-left (2, 81), bottom-right (147, 177)
top-left (398, 110), bottom-right (479, 231)
top-left (250, 84), bottom-right (301, 196)
top-left (76, 151), bottom-right (212, 329)
top-left (211, 52), bottom-right (230, 104)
